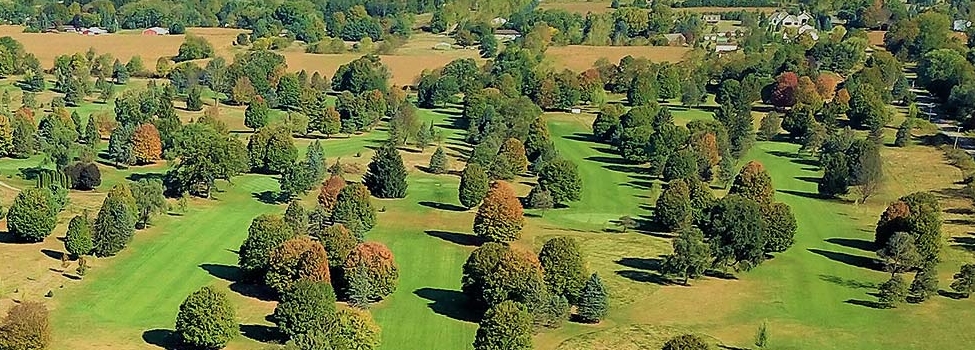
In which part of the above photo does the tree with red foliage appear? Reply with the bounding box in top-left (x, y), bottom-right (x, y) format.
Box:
top-left (318, 175), bottom-right (347, 213)
top-left (771, 72), bottom-right (799, 108)
top-left (473, 181), bottom-right (525, 243)
top-left (132, 123), bottom-right (162, 164)
top-left (265, 236), bottom-right (331, 295)
top-left (343, 241), bottom-right (399, 303)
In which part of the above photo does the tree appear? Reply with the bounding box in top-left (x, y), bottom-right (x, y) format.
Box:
top-left (703, 195), bottom-right (767, 270)
top-left (168, 122), bottom-right (248, 198)
top-left (894, 118), bottom-right (913, 147)
top-left (459, 163), bottom-right (490, 209)
top-left (663, 149), bottom-right (698, 182)
top-left (64, 215), bottom-right (94, 258)
top-left (537, 158), bottom-right (583, 205)
top-left (877, 232), bottom-right (921, 279)
top-left (0, 301), bottom-right (51, 350)
top-left (331, 183), bottom-right (377, 237)
top-left (131, 178), bottom-right (166, 228)
top-left (429, 147), bottom-right (449, 174)
top-left (330, 308), bottom-right (382, 350)
top-left (244, 97), bottom-right (270, 131)
top-left (312, 222), bottom-right (357, 270)
top-left (175, 35), bottom-right (215, 62)
top-left (538, 237), bottom-right (587, 303)
top-left (237, 214), bottom-right (295, 278)
top-left (526, 186), bottom-right (554, 213)
top-left (473, 181), bottom-right (525, 243)
top-left (343, 241), bottom-right (399, 302)
top-left (951, 263), bottom-right (975, 298)
top-left (761, 202), bottom-right (796, 253)
top-left (848, 139), bottom-right (883, 203)
top-left (662, 334), bottom-right (711, 350)
top-left (318, 175), bottom-right (346, 213)
top-left (627, 72), bottom-right (657, 106)
top-left (331, 55), bottom-right (390, 93)
top-left (363, 143), bottom-right (408, 198)
top-left (462, 243), bottom-right (545, 308)
top-left (755, 321), bottom-right (770, 349)
top-left (175, 286), bottom-right (238, 349)
top-left (131, 123), bottom-right (162, 164)
top-left (93, 185), bottom-right (137, 257)
top-left (877, 275), bottom-right (908, 308)
top-left (266, 236), bottom-right (331, 296)
top-left (593, 103), bottom-right (623, 142)
top-left (687, 179), bottom-right (716, 225)
top-left (186, 85), bottom-right (203, 111)
top-left (655, 179), bottom-right (692, 232)
top-left (663, 227), bottom-right (711, 285)
top-left (472, 301), bottom-right (532, 350)
top-left (279, 161), bottom-right (316, 200)
top-left (576, 273), bottom-right (609, 323)
top-left (248, 125), bottom-right (298, 174)
top-left (910, 263), bottom-right (939, 302)
top-left (7, 187), bottom-right (56, 243)
top-left (729, 161), bottom-right (774, 205)
top-left (493, 138), bottom-right (529, 179)
top-left (771, 72), bottom-right (799, 108)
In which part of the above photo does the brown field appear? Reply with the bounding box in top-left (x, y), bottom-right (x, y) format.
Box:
top-left (674, 6), bottom-right (778, 13)
top-left (538, 1), bottom-right (777, 14)
top-left (546, 45), bottom-right (690, 71)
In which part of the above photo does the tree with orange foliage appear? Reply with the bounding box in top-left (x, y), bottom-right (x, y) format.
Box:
top-left (816, 73), bottom-right (840, 101)
top-left (578, 68), bottom-right (603, 104)
top-left (473, 181), bottom-right (525, 243)
top-left (318, 175), bottom-right (347, 213)
top-left (131, 124), bottom-right (162, 164)
top-left (690, 132), bottom-right (720, 180)
top-left (771, 72), bottom-right (799, 108)
top-left (796, 76), bottom-right (822, 110)
top-left (835, 88), bottom-right (851, 111)
top-left (344, 241), bottom-right (399, 305)
top-left (729, 161), bottom-right (775, 205)
top-left (265, 235), bottom-right (331, 295)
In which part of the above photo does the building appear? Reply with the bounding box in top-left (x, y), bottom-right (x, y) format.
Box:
top-left (769, 11), bottom-right (812, 28)
top-left (796, 24), bottom-right (819, 41)
top-left (663, 33), bottom-right (687, 46)
top-left (142, 27), bottom-right (169, 35)
top-left (494, 29), bottom-right (521, 42)
top-left (714, 44), bottom-right (738, 53)
top-left (80, 27), bottom-right (107, 35)
top-left (953, 19), bottom-right (971, 32)
top-left (702, 14), bottom-right (721, 24)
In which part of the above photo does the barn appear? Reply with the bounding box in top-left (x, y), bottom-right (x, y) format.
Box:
top-left (142, 27), bottom-right (169, 36)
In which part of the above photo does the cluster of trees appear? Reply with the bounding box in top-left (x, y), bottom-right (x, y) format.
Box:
top-left (463, 237), bottom-right (608, 349)
top-left (658, 161), bottom-right (797, 282)
top-left (872, 192), bottom-right (944, 308)
top-left (236, 195), bottom-right (390, 348)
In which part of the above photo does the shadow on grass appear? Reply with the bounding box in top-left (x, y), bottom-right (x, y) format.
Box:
top-left (127, 172), bottom-right (166, 182)
top-left (418, 201), bottom-right (468, 212)
top-left (40, 249), bottom-right (63, 260)
top-left (584, 155), bottom-right (632, 166)
top-left (562, 133), bottom-right (597, 143)
top-left (615, 257), bottom-right (671, 285)
top-left (825, 238), bottom-right (876, 252)
top-left (616, 257), bottom-right (663, 271)
top-left (425, 230), bottom-right (481, 247)
top-left (808, 249), bottom-right (883, 271)
top-left (794, 176), bottom-right (822, 184)
top-left (199, 263), bottom-right (241, 282)
top-left (844, 299), bottom-right (884, 309)
top-left (819, 274), bottom-right (876, 289)
top-left (615, 270), bottom-right (671, 285)
top-left (414, 288), bottom-right (479, 322)
top-left (142, 329), bottom-right (179, 349)
top-left (778, 189), bottom-right (832, 200)
top-left (938, 289), bottom-right (970, 299)
top-left (251, 191), bottom-right (286, 205)
top-left (240, 324), bottom-right (280, 344)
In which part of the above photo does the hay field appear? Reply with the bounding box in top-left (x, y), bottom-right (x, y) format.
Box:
top-left (538, 1), bottom-right (777, 14)
top-left (547, 45), bottom-right (690, 71)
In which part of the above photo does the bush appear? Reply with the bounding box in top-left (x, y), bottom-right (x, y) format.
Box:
top-left (0, 301), bottom-right (51, 350)
top-left (662, 334), bottom-right (711, 350)
top-left (7, 187), bottom-right (56, 242)
top-left (175, 286), bottom-right (238, 349)
top-left (306, 38), bottom-right (346, 54)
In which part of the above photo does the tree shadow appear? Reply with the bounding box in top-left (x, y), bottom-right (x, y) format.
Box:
top-left (807, 248), bottom-right (883, 271)
top-left (778, 189), bottom-right (832, 200)
top-left (584, 155), bottom-right (632, 166)
top-left (126, 172), bottom-right (166, 182)
top-left (938, 289), bottom-right (969, 299)
top-left (844, 299), bottom-right (884, 309)
top-left (947, 207), bottom-right (975, 215)
top-left (794, 176), bottom-right (822, 184)
top-left (40, 249), bottom-right (64, 261)
top-left (562, 133), bottom-right (597, 143)
top-left (414, 288), bottom-right (479, 322)
top-left (425, 230), bottom-right (482, 247)
top-left (825, 238), bottom-right (876, 252)
top-left (615, 270), bottom-right (671, 285)
top-left (951, 234), bottom-right (975, 252)
top-left (251, 191), bottom-right (286, 205)
top-left (616, 257), bottom-right (664, 271)
top-left (418, 201), bottom-right (468, 212)
top-left (142, 329), bottom-right (180, 349)
top-left (230, 282), bottom-right (277, 302)
top-left (240, 324), bottom-right (280, 344)
top-left (819, 274), bottom-right (876, 289)
top-left (615, 257), bottom-right (671, 285)
top-left (199, 263), bottom-right (241, 282)
top-left (0, 231), bottom-right (16, 243)
top-left (603, 164), bottom-right (646, 174)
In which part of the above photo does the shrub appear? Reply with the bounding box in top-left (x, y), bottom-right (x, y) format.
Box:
top-left (175, 286), bottom-right (238, 348)
top-left (662, 334), bottom-right (711, 350)
top-left (0, 301), bottom-right (51, 350)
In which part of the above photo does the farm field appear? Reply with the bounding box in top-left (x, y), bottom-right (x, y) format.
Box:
top-left (537, 0), bottom-right (777, 14)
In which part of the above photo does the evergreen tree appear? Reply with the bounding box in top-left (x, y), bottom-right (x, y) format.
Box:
top-left (473, 181), bottom-right (525, 243)
top-left (7, 187), bottom-right (56, 243)
top-left (186, 85), bottom-right (204, 111)
top-left (951, 263), bottom-right (975, 298)
top-left (662, 334), bottom-right (711, 350)
top-left (472, 301), bottom-right (533, 350)
top-left (429, 147), bottom-right (449, 174)
top-left (92, 186), bottom-right (137, 257)
top-left (279, 161), bottom-right (315, 199)
top-left (894, 118), bottom-right (913, 147)
top-left (363, 143), bottom-right (408, 198)
top-left (878, 275), bottom-right (909, 308)
top-left (576, 273), bottom-right (609, 323)
top-left (175, 286), bottom-right (238, 349)
top-left (459, 163), bottom-right (490, 209)
top-left (332, 183), bottom-right (378, 237)
top-left (83, 116), bottom-right (100, 146)
top-left (283, 200), bottom-right (309, 236)
top-left (306, 140), bottom-right (326, 183)
top-left (64, 214), bottom-right (94, 258)
top-left (526, 185), bottom-right (554, 214)
top-left (910, 263), bottom-right (939, 302)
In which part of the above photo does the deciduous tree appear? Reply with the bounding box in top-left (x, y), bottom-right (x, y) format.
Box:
top-left (663, 227), bottom-right (711, 285)
top-left (473, 181), bottom-right (525, 243)
top-left (703, 195), bottom-right (767, 270)
top-left (537, 158), bottom-right (583, 205)
top-left (343, 241), bottom-right (399, 302)
top-left (472, 301), bottom-right (532, 350)
top-left (7, 187), bottom-right (56, 243)
top-left (655, 179), bottom-right (692, 232)
top-left (238, 214), bottom-right (295, 278)
top-left (175, 286), bottom-right (238, 349)
top-left (331, 183), bottom-right (377, 237)
top-left (538, 237), bottom-right (587, 303)
top-left (266, 236), bottom-right (331, 296)
top-left (0, 301), bottom-right (51, 350)
top-left (729, 161), bottom-right (774, 205)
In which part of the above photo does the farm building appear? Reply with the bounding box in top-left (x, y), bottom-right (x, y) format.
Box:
top-left (495, 29), bottom-right (521, 41)
top-left (80, 27), bottom-right (107, 35)
top-left (143, 27), bottom-right (169, 35)
top-left (702, 14), bottom-right (721, 24)
top-left (664, 33), bottom-right (687, 46)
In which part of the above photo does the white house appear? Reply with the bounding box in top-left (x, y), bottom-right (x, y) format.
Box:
top-left (769, 11), bottom-right (812, 28)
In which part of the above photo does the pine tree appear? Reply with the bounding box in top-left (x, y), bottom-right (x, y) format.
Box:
top-left (64, 214), bottom-right (94, 258)
top-left (878, 275), bottom-right (909, 308)
top-left (910, 263), bottom-right (939, 302)
top-left (429, 146), bottom-right (449, 174)
top-left (332, 183), bottom-right (378, 237)
top-left (83, 116), bottom-right (100, 146)
top-left (283, 200), bottom-right (309, 236)
top-left (459, 163), bottom-right (490, 209)
top-left (473, 181), bottom-right (525, 243)
top-left (894, 118), bottom-right (913, 147)
top-left (755, 321), bottom-right (770, 348)
top-left (363, 143), bottom-right (408, 198)
top-left (186, 85), bottom-right (204, 111)
top-left (306, 140), bottom-right (326, 182)
top-left (576, 273), bottom-right (608, 323)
